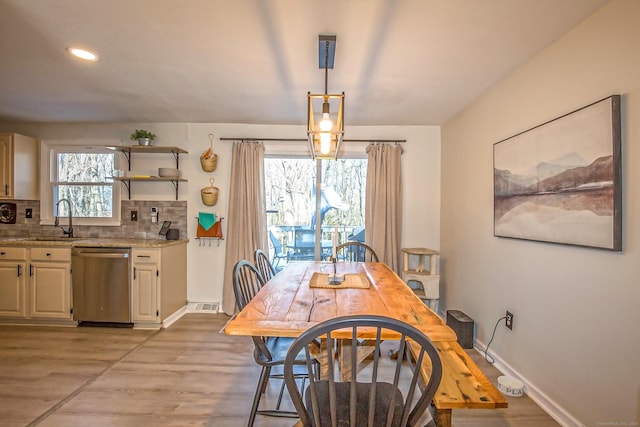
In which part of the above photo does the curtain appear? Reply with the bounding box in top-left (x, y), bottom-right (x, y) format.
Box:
top-left (221, 142), bottom-right (267, 315)
top-left (365, 144), bottom-right (403, 273)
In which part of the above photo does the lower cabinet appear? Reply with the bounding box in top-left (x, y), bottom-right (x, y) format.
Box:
top-left (0, 248), bottom-right (27, 317)
top-left (0, 246), bottom-right (72, 321)
top-left (29, 247), bottom-right (71, 319)
top-left (131, 243), bottom-right (186, 327)
top-left (132, 249), bottom-right (159, 323)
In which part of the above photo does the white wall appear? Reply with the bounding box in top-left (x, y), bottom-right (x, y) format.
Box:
top-left (0, 122), bottom-right (440, 305)
top-left (440, 1), bottom-right (640, 425)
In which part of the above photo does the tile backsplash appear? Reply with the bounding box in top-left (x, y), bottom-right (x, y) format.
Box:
top-left (0, 200), bottom-right (187, 240)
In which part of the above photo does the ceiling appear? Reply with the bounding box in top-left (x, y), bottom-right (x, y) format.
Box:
top-left (0, 0), bottom-right (608, 126)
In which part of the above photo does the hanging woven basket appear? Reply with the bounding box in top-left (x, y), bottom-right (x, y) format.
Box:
top-left (200, 133), bottom-right (218, 172)
top-left (200, 154), bottom-right (218, 172)
top-left (201, 178), bottom-right (219, 206)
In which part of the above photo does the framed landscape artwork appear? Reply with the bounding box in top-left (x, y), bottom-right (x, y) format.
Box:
top-left (493, 95), bottom-right (621, 251)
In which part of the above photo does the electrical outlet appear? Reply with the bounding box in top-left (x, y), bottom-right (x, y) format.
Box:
top-left (505, 311), bottom-right (514, 330)
top-left (131, 210), bottom-right (138, 221)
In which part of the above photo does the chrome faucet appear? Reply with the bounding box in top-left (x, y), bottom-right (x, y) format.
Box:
top-left (54, 198), bottom-right (74, 238)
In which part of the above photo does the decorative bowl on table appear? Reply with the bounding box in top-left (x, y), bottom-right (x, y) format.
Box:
top-left (158, 167), bottom-right (180, 178)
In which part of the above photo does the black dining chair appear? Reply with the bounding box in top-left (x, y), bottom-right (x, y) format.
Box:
top-left (336, 241), bottom-right (379, 262)
top-left (254, 248), bottom-right (276, 282)
top-left (283, 315), bottom-right (443, 427)
top-left (232, 260), bottom-right (318, 426)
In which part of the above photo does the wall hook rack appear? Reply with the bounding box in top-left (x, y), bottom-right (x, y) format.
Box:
top-left (195, 216), bottom-right (224, 246)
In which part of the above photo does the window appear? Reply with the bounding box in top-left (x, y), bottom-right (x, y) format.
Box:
top-left (264, 157), bottom-right (367, 263)
top-left (41, 141), bottom-right (122, 226)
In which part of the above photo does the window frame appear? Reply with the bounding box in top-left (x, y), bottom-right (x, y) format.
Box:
top-left (40, 140), bottom-right (123, 227)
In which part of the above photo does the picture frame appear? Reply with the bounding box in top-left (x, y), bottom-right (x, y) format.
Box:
top-left (493, 95), bottom-right (622, 251)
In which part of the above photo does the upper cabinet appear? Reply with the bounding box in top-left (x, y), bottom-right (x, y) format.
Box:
top-left (0, 133), bottom-right (39, 200)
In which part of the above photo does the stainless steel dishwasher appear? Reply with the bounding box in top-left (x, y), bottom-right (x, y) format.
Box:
top-left (72, 247), bottom-right (132, 324)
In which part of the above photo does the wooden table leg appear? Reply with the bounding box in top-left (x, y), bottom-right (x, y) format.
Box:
top-left (308, 338), bottom-right (332, 380)
top-left (337, 339), bottom-right (378, 381)
top-left (432, 406), bottom-right (452, 427)
top-left (309, 338), bottom-right (374, 381)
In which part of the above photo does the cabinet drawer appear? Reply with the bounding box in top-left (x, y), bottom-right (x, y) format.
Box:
top-left (132, 249), bottom-right (158, 263)
top-left (0, 247), bottom-right (27, 260)
top-left (30, 247), bottom-right (71, 262)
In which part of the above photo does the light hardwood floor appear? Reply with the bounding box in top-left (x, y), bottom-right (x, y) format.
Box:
top-left (0, 314), bottom-right (560, 426)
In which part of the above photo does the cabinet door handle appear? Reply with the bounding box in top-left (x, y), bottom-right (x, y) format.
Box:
top-left (17, 264), bottom-right (22, 277)
top-left (29, 264), bottom-right (33, 276)
top-left (133, 267), bottom-right (137, 279)
top-left (3, 184), bottom-right (8, 195)
top-left (46, 253), bottom-right (52, 257)
top-left (0, 251), bottom-right (5, 255)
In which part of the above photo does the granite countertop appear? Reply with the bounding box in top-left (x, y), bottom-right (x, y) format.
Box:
top-left (0, 237), bottom-right (188, 248)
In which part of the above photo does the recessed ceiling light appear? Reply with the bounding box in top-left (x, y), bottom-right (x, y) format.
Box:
top-left (67, 47), bottom-right (99, 61)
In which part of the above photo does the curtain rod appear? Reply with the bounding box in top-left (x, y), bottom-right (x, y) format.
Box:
top-left (218, 137), bottom-right (406, 143)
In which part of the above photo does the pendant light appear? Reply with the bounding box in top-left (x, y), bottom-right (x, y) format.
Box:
top-left (307, 35), bottom-right (345, 160)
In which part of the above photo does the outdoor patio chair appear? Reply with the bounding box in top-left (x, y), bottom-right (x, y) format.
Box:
top-left (268, 230), bottom-right (288, 268)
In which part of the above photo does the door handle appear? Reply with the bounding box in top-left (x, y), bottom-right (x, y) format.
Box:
top-left (29, 264), bottom-right (33, 276)
top-left (133, 267), bottom-right (137, 280)
top-left (17, 264), bottom-right (22, 277)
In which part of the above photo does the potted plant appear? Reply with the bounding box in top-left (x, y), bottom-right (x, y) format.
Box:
top-left (130, 129), bottom-right (157, 146)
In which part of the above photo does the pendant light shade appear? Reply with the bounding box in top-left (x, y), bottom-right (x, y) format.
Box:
top-left (307, 35), bottom-right (345, 160)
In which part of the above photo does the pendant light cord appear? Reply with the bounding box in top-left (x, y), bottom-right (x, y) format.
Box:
top-left (323, 40), bottom-right (330, 95)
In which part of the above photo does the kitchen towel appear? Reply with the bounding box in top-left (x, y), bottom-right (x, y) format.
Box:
top-left (198, 212), bottom-right (216, 230)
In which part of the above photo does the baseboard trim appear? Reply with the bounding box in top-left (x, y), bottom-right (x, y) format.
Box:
top-left (474, 339), bottom-right (585, 427)
top-left (162, 305), bottom-right (187, 328)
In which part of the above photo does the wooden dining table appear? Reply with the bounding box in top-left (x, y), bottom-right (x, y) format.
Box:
top-left (224, 262), bottom-right (507, 427)
top-left (223, 261), bottom-right (456, 342)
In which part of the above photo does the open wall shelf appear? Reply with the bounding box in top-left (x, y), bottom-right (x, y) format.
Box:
top-left (107, 146), bottom-right (189, 200)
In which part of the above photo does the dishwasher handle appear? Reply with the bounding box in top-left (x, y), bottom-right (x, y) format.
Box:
top-left (73, 251), bottom-right (130, 259)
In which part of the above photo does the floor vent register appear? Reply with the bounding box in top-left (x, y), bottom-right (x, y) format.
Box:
top-left (187, 302), bottom-right (220, 313)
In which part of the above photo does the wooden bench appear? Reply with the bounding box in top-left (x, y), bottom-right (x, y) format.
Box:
top-left (408, 340), bottom-right (508, 427)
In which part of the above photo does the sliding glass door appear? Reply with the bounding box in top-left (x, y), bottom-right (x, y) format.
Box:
top-left (264, 157), bottom-right (367, 268)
